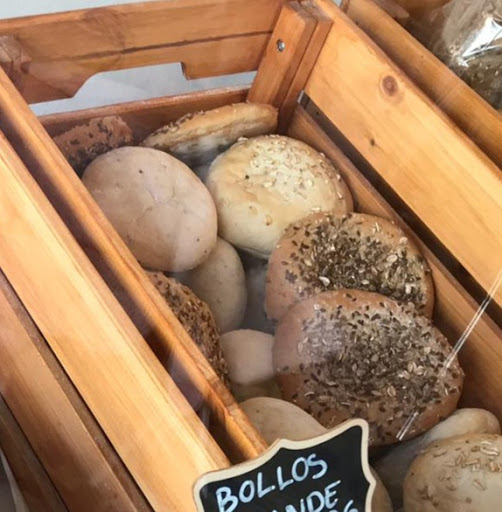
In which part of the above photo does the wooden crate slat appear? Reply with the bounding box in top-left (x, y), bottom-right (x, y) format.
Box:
top-left (40, 86), bottom-right (249, 140)
top-left (277, 1), bottom-right (333, 132)
top-left (288, 106), bottom-right (502, 421)
top-left (0, 395), bottom-right (67, 512)
top-left (0, 130), bottom-right (228, 511)
top-left (0, 68), bottom-right (267, 462)
top-left (305, 1), bottom-right (502, 311)
top-left (0, 0), bottom-right (284, 103)
top-left (345, 0), bottom-right (502, 171)
top-left (0, 270), bottom-right (151, 512)
top-left (248, 1), bottom-right (317, 109)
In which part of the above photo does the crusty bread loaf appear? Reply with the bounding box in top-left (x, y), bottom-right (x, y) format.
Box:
top-left (403, 434), bottom-right (502, 511)
top-left (220, 330), bottom-right (278, 401)
top-left (375, 408), bottom-right (501, 508)
top-left (141, 103), bottom-right (278, 168)
top-left (266, 212), bottom-right (434, 321)
top-left (146, 271), bottom-right (229, 386)
top-left (273, 289), bottom-right (463, 447)
top-left (53, 116), bottom-right (133, 175)
top-left (82, 147), bottom-right (217, 272)
top-left (206, 135), bottom-right (353, 258)
top-left (177, 238), bottom-right (247, 333)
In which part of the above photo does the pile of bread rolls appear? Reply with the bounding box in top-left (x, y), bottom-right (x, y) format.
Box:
top-left (54, 102), bottom-right (501, 511)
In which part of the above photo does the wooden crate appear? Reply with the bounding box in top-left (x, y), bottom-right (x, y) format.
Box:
top-left (0, 0), bottom-right (500, 510)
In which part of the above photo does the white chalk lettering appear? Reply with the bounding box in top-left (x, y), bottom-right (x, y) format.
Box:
top-left (307, 454), bottom-right (328, 480)
top-left (324, 480), bottom-right (341, 508)
top-left (257, 472), bottom-right (275, 498)
top-left (292, 457), bottom-right (309, 482)
top-left (306, 490), bottom-right (324, 512)
top-left (277, 466), bottom-right (294, 491)
top-left (215, 487), bottom-right (238, 512)
top-left (238, 480), bottom-right (255, 503)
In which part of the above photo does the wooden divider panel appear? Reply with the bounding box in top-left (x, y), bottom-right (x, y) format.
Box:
top-left (345, 0), bottom-right (502, 171)
top-left (0, 130), bottom-right (228, 510)
top-left (0, 271), bottom-right (151, 512)
top-left (305, 1), bottom-right (502, 310)
top-left (0, 0), bottom-right (284, 103)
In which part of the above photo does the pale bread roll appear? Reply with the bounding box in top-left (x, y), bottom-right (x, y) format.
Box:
top-left (141, 103), bottom-right (278, 168)
top-left (274, 290), bottom-right (464, 447)
top-left (241, 397), bottom-right (393, 511)
top-left (240, 252), bottom-right (274, 334)
top-left (220, 330), bottom-right (279, 401)
top-left (177, 238), bottom-right (246, 333)
top-left (82, 147), bottom-right (217, 272)
top-left (53, 116), bottom-right (133, 175)
top-left (375, 408), bottom-right (501, 508)
top-left (403, 434), bottom-right (502, 511)
top-left (266, 212), bottom-right (434, 322)
top-left (206, 135), bottom-right (353, 258)
top-left (145, 271), bottom-right (229, 387)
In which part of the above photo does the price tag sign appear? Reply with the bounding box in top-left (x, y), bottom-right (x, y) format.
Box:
top-left (194, 419), bottom-right (375, 512)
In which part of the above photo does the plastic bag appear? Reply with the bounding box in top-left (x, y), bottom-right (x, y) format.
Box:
top-left (410, 0), bottom-right (502, 109)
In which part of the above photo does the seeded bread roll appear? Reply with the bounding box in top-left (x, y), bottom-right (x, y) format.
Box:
top-left (206, 135), bottom-right (353, 259)
top-left (53, 116), bottom-right (133, 175)
top-left (82, 147), bottom-right (217, 272)
top-left (146, 271), bottom-right (229, 386)
top-left (177, 238), bottom-right (247, 333)
top-left (266, 212), bottom-right (434, 322)
top-left (273, 290), bottom-right (463, 447)
top-left (220, 330), bottom-right (279, 401)
top-left (403, 434), bottom-right (502, 511)
top-left (141, 103), bottom-right (278, 168)
top-left (375, 408), bottom-right (501, 508)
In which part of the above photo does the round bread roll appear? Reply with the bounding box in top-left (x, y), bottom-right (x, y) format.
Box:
top-left (240, 253), bottom-right (274, 334)
top-left (206, 135), bottom-right (353, 258)
top-left (375, 408), bottom-right (501, 508)
top-left (273, 289), bottom-right (463, 447)
top-left (82, 147), bottom-right (217, 272)
top-left (371, 470), bottom-right (394, 512)
top-left (240, 397), bottom-right (327, 444)
top-left (53, 116), bottom-right (134, 176)
top-left (266, 212), bottom-right (434, 321)
top-left (241, 397), bottom-right (393, 511)
top-left (220, 330), bottom-right (279, 401)
top-left (403, 434), bottom-right (502, 511)
top-left (141, 103), bottom-right (278, 168)
top-left (177, 238), bottom-right (246, 333)
top-left (145, 271), bottom-right (229, 386)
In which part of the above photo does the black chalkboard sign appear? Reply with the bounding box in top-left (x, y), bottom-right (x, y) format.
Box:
top-left (193, 419), bottom-right (376, 512)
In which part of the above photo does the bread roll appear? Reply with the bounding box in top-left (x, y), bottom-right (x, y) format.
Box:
top-left (241, 397), bottom-right (393, 511)
top-left (240, 253), bottom-right (274, 334)
top-left (53, 116), bottom-right (133, 175)
top-left (274, 290), bottom-right (464, 446)
top-left (177, 238), bottom-right (246, 333)
top-left (266, 212), bottom-right (434, 321)
top-left (206, 135), bottom-right (353, 258)
top-left (240, 397), bottom-right (327, 444)
top-left (82, 147), bottom-right (217, 272)
top-left (371, 470), bottom-right (394, 512)
top-left (141, 103), bottom-right (278, 168)
top-left (403, 434), bottom-right (502, 511)
top-left (375, 408), bottom-right (501, 508)
top-left (220, 330), bottom-right (278, 401)
top-left (146, 271), bottom-right (229, 386)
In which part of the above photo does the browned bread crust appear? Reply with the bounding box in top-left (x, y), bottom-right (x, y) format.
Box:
top-left (273, 289), bottom-right (463, 447)
top-left (53, 116), bottom-right (133, 175)
top-left (266, 212), bottom-right (434, 321)
top-left (146, 271), bottom-right (229, 387)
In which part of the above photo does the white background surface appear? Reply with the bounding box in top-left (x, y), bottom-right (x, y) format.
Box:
top-left (0, 0), bottom-right (251, 115)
